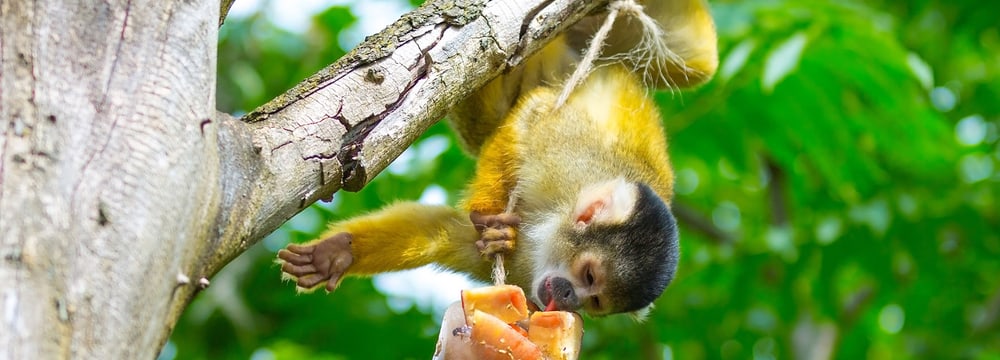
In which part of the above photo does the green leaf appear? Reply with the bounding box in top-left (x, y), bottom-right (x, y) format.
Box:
top-left (762, 31), bottom-right (808, 93)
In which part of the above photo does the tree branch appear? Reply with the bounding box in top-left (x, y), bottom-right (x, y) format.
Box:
top-left (205, 0), bottom-right (610, 275)
top-left (673, 202), bottom-right (735, 244)
top-left (765, 158), bottom-right (789, 226)
top-left (219, 0), bottom-right (235, 26)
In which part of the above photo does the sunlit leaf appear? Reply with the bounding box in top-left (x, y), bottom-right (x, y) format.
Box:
top-left (762, 32), bottom-right (808, 93)
top-left (906, 52), bottom-right (934, 90)
top-left (720, 39), bottom-right (756, 81)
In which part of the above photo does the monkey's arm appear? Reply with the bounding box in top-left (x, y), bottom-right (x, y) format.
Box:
top-left (462, 125), bottom-right (520, 216)
top-left (459, 118), bottom-right (525, 255)
top-left (278, 202), bottom-right (491, 291)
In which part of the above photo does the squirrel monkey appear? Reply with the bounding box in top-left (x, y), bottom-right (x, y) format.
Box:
top-left (278, 0), bottom-right (717, 317)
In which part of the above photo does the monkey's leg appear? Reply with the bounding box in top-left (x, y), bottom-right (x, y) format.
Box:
top-left (278, 202), bottom-right (487, 291)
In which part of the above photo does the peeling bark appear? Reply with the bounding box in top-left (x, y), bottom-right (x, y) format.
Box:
top-left (0, 0), bottom-right (606, 358)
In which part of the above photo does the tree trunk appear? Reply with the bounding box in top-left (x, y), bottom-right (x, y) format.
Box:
top-left (0, 0), bottom-right (605, 358)
top-left (0, 0), bottom-right (219, 357)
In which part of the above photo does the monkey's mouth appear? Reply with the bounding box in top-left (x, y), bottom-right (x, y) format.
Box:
top-left (537, 277), bottom-right (559, 311)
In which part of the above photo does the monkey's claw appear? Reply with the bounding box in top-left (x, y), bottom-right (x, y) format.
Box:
top-left (470, 211), bottom-right (521, 257)
top-left (277, 232), bottom-right (353, 292)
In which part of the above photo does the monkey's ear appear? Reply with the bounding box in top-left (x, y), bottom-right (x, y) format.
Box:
top-left (572, 178), bottom-right (638, 228)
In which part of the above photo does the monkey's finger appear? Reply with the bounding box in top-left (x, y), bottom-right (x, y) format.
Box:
top-left (324, 255), bottom-right (353, 289)
top-left (285, 243), bottom-right (316, 254)
top-left (277, 249), bottom-right (313, 265)
top-left (481, 228), bottom-right (508, 242)
top-left (496, 240), bottom-right (514, 251)
top-left (470, 212), bottom-right (500, 227)
top-left (496, 213), bottom-right (522, 226)
top-left (483, 217), bottom-right (506, 228)
top-left (325, 274), bottom-right (343, 292)
top-left (479, 240), bottom-right (515, 257)
top-left (281, 262), bottom-right (317, 276)
top-left (297, 274), bottom-right (329, 289)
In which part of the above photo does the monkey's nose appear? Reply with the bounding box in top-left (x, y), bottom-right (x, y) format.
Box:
top-left (549, 277), bottom-right (580, 310)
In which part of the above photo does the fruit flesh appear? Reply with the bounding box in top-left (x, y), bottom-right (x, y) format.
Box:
top-left (461, 285), bottom-right (530, 325)
top-left (434, 285), bottom-right (583, 360)
top-left (528, 311), bottom-right (584, 360)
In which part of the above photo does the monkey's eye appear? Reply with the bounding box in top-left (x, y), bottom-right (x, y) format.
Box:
top-left (584, 268), bottom-right (595, 286)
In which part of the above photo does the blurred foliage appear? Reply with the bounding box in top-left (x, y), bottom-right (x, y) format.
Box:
top-left (170, 0), bottom-right (1000, 359)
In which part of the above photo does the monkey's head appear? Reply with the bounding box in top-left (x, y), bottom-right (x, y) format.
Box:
top-left (528, 178), bottom-right (679, 318)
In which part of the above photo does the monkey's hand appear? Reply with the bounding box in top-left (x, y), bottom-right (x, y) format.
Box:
top-left (470, 211), bottom-right (521, 258)
top-left (277, 232), bottom-right (353, 292)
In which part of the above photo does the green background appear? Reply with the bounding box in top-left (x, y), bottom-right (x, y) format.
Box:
top-left (164, 0), bottom-right (1000, 358)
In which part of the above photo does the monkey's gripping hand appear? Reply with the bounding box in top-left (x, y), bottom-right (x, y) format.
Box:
top-left (277, 232), bottom-right (353, 292)
top-left (470, 211), bottom-right (521, 258)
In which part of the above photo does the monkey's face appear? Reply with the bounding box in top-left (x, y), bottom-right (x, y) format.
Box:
top-left (528, 179), bottom-right (679, 316)
top-left (532, 250), bottom-right (611, 315)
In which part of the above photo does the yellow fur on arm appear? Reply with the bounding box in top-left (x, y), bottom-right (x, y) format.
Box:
top-left (462, 126), bottom-right (521, 215)
top-left (327, 202), bottom-right (476, 274)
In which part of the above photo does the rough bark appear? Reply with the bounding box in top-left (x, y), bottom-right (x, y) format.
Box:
top-left (0, 0), bottom-right (219, 358)
top-left (0, 0), bottom-right (606, 358)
